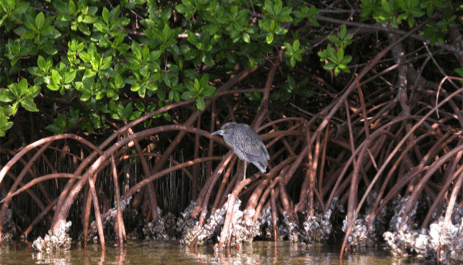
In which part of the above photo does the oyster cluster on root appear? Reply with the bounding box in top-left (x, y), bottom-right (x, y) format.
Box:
top-left (277, 211), bottom-right (298, 242)
top-left (301, 213), bottom-right (333, 244)
top-left (142, 208), bottom-right (177, 240)
top-left (341, 192), bottom-right (392, 249)
top-left (32, 220), bottom-right (72, 252)
top-left (180, 198), bottom-right (241, 247)
top-left (179, 197), bottom-right (260, 249)
top-left (82, 197), bottom-right (134, 243)
top-left (382, 195), bottom-right (463, 263)
top-left (176, 201), bottom-right (200, 245)
top-left (342, 217), bottom-right (375, 248)
top-left (2, 209), bottom-right (16, 242)
top-left (176, 196), bottom-right (335, 249)
top-left (384, 217), bottom-right (463, 263)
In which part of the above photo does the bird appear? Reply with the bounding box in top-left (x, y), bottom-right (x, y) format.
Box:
top-left (211, 122), bottom-right (270, 180)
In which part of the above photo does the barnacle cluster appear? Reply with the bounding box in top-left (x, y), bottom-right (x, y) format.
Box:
top-left (32, 220), bottom-right (72, 252)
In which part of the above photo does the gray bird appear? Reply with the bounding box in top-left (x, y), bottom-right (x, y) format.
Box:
top-left (211, 122), bottom-right (270, 180)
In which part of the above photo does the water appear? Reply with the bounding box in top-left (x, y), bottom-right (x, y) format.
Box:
top-left (0, 241), bottom-right (435, 264)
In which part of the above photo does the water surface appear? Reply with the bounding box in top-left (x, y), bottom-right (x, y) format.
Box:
top-left (0, 240), bottom-right (436, 264)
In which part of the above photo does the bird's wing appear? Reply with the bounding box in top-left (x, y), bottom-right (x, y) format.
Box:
top-left (260, 140), bottom-right (270, 160)
top-left (236, 130), bottom-right (263, 157)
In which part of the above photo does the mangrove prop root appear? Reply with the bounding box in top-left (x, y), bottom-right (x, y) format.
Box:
top-left (2, 41), bottom-right (463, 264)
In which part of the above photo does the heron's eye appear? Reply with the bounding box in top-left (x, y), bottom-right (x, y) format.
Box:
top-left (225, 129), bottom-right (228, 131)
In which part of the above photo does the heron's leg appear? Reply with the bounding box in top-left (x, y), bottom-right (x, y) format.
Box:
top-left (243, 161), bottom-right (247, 181)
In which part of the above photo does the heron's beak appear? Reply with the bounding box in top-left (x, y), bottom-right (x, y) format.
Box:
top-left (211, 129), bottom-right (224, 136)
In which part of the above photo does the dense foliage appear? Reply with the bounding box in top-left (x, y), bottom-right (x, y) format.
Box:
top-left (1, 0), bottom-right (457, 138)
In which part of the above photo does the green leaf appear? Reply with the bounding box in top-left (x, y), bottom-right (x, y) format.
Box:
top-left (132, 41), bottom-right (142, 61)
top-left (37, 55), bottom-right (47, 72)
top-left (20, 98), bottom-right (39, 112)
top-left (42, 45), bottom-right (57, 55)
top-left (80, 93), bottom-right (91, 101)
top-left (129, 111), bottom-right (142, 120)
top-left (456, 68), bottom-right (463, 77)
top-left (287, 75), bottom-right (296, 90)
top-left (381, 0), bottom-right (392, 13)
top-left (142, 45), bottom-right (149, 60)
top-left (35, 12), bottom-right (45, 30)
top-left (15, 2), bottom-right (29, 14)
top-left (408, 17), bottom-right (414, 28)
top-left (274, 0), bottom-right (282, 15)
top-left (18, 78), bottom-right (28, 96)
top-left (242, 33), bottom-right (250, 43)
top-left (162, 24), bottom-right (171, 41)
top-left (327, 35), bottom-right (339, 43)
top-left (10, 102), bottom-right (19, 116)
top-left (341, 55), bottom-right (352, 64)
top-left (123, 102), bottom-right (133, 118)
top-left (181, 90), bottom-right (196, 100)
top-left (51, 69), bottom-right (61, 84)
top-left (94, 22), bottom-right (108, 33)
top-left (284, 42), bottom-right (293, 54)
top-left (102, 7), bottom-right (110, 24)
top-left (200, 74), bottom-right (209, 88)
top-left (293, 39), bottom-right (300, 51)
top-left (411, 8), bottom-right (425, 17)
top-left (187, 30), bottom-right (198, 46)
top-left (64, 70), bottom-right (76, 84)
top-left (266, 33), bottom-right (274, 44)
top-left (340, 25), bottom-right (347, 38)
top-left (68, 0), bottom-right (76, 14)
top-left (0, 89), bottom-right (14, 102)
top-left (45, 124), bottom-right (62, 133)
top-left (327, 45), bottom-right (337, 61)
top-left (79, 52), bottom-right (91, 63)
top-left (134, 101), bottom-right (144, 111)
top-left (157, 88), bottom-right (166, 100)
top-left (324, 62), bottom-right (336, 70)
top-left (96, 91), bottom-right (105, 100)
top-left (398, 0), bottom-right (407, 10)
top-left (196, 97), bottom-right (205, 110)
top-left (83, 15), bottom-right (97, 24)
top-left (337, 48), bottom-right (344, 62)
top-left (131, 82), bottom-right (141, 92)
top-left (114, 74), bottom-right (123, 88)
top-left (202, 86), bottom-right (216, 97)
top-left (83, 69), bottom-right (96, 80)
top-left (290, 56), bottom-right (296, 68)
top-left (194, 78), bottom-right (201, 92)
top-left (264, 0), bottom-right (274, 16)
top-left (47, 82), bottom-right (60, 91)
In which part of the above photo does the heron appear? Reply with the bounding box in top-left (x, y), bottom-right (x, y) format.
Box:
top-left (211, 122), bottom-right (270, 180)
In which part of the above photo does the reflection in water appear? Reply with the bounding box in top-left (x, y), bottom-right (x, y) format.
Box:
top-left (0, 240), bottom-right (436, 264)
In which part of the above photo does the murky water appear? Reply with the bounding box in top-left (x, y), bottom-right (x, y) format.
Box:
top-left (0, 240), bottom-right (435, 264)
